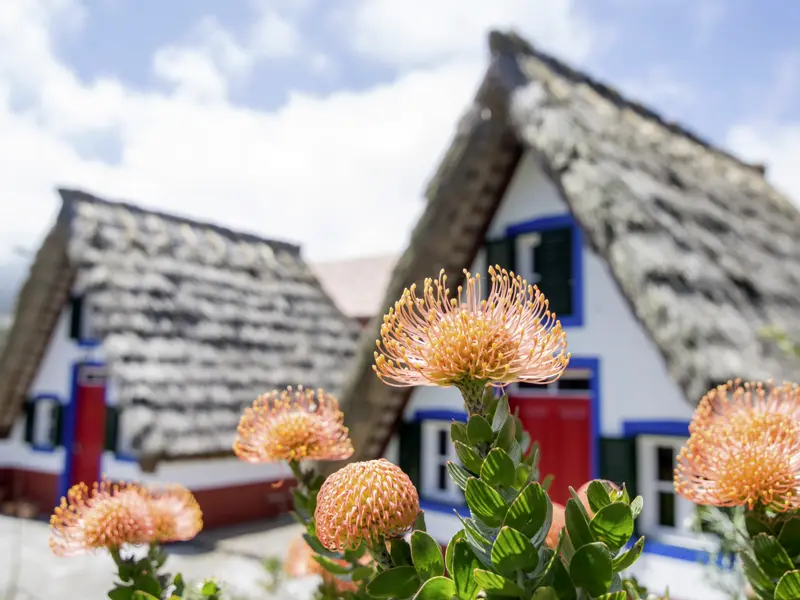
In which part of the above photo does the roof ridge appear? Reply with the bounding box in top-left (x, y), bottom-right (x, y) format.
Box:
top-left (57, 188), bottom-right (302, 254)
top-left (487, 29), bottom-right (768, 177)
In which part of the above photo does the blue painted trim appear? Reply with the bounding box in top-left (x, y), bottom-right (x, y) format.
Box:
top-left (419, 499), bottom-right (469, 519)
top-left (76, 339), bottom-right (101, 349)
top-left (28, 394), bottom-right (62, 453)
top-left (59, 360), bottom-right (107, 502)
top-left (562, 356), bottom-right (601, 479)
top-left (622, 420), bottom-right (690, 438)
top-left (641, 540), bottom-right (735, 568)
top-left (504, 213), bottom-right (584, 328)
top-left (411, 410), bottom-right (467, 423)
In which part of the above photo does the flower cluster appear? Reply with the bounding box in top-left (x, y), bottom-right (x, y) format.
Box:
top-left (50, 480), bottom-right (203, 556)
top-left (233, 386), bottom-right (354, 463)
top-left (373, 267), bottom-right (569, 412)
top-left (675, 379), bottom-right (800, 511)
top-left (314, 459), bottom-right (419, 551)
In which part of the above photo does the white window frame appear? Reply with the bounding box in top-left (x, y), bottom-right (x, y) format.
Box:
top-left (32, 397), bottom-right (60, 449)
top-left (115, 408), bottom-right (136, 458)
top-left (421, 420), bottom-right (465, 506)
top-left (516, 232), bottom-right (543, 286)
top-left (511, 367), bottom-right (594, 398)
top-left (636, 435), bottom-right (716, 549)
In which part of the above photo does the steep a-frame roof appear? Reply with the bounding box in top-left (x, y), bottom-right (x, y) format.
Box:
top-left (334, 30), bottom-right (800, 466)
top-left (0, 189), bottom-right (360, 463)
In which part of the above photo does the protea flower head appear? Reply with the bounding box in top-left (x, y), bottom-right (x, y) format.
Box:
top-left (50, 480), bottom-right (154, 556)
top-left (233, 386), bottom-right (354, 463)
top-left (373, 267), bottom-right (569, 413)
top-left (146, 484), bottom-right (203, 543)
top-left (314, 459), bottom-right (419, 551)
top-left (675, 380), bottom-right (800, 511)
top-left (546, 502), bottom-right (566, 548)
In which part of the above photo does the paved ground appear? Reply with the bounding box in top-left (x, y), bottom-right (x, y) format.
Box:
top-left (0, 514), bottom-right (318, 600)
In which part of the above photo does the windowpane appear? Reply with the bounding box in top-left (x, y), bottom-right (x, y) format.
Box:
top-left (532, 227), bottom-right (573, 316)
top-left (437, 463), bottom-right (448, 491)
top-left (658, 491), bottom-right (676, 527)
top-left (657, 446), bottom-right (674, 482)
top-left (438, 429), bottom-right (448, 457)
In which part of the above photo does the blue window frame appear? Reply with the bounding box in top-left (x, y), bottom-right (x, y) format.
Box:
top-left (24, 394), bottom-right (63, 452)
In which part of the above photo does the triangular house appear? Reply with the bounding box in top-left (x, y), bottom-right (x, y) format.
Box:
top-left (336, 30), bottom-right (800, 595)
top-left (0, 189), bottom-right (360, 527)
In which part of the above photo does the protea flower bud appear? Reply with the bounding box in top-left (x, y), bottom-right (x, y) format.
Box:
top-left (314, 459), bottom-right (419, 551)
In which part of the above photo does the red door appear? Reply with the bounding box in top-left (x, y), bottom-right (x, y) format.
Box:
top-left (510, 395), bottom-right (591, 505)
top-left (69, 364), bottom-right (107, 488)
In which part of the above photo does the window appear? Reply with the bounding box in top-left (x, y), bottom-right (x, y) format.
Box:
top-left (636, 435), bottom-right (697, 544)
top-left (485, 215), bottom-right (583, 326)
top-left (516, 227), bottom-right (574, 318)
top-left (24, 396), bottom-right (62, 450)
top-left (515, 367), bottom-right (593, 394)
top-left (421, 420), bottom-right (465, 506)
top-left (105, 405), bottom-right (138, 459)
top-left (69, 295), bottom-right (98, 342)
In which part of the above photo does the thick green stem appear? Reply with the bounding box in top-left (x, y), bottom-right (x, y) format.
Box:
top-left (456, 380), bottom-right (489, 415)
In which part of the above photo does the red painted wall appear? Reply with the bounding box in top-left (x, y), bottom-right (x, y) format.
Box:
top-left (0, 468), bottom-right (59, 514)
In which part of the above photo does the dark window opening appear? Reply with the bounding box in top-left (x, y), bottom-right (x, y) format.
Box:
top-left (657, 446), bottom-right (674, 482)
top-left (658, 492), bottom-right (676, 527)
top-left (558, 378), bottom-right (591, 391)
top-left (437, 429), bottom-right (448, 457)
top-left (532, 226), bottom-right (574, 317)
top-left (437, 464), bottom-right (448, 491)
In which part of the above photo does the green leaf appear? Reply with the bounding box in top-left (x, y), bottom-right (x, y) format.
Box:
top-left (753, 533), bottom-right (795, 579)
top-left (613, 537), bottom-right (645, 572)
top-left (778, 517), bottom-right (800, 559)
top-left (473, 569), bottom-right (525, 597)
top-left (492, 396), bottom-right (510, 432)
top-left (514, 464), bottom-right (531, 488)
top-left (452, 539), bottom-right (481, 600)
top-left (366, 566), bottom-right (422, 599)
top-left (172, 573), bottom-right (185, 598)
top-left (506, 439), bottom-right (522, 465)
top-left (200, 581), bottom-right (220, 596)
top-left (293, 489), bottom-right (309, 516)
top-left (541, 473), bottom-right (554, 492)
top-left (569, 542), bottom-right (614, 597)
top-left (134, 574), bottom-right (161, 598)
top-left (746, 514), bottom-right (774, 538)
top-left (131, 593), bottom-right (159, 600)
top-left (352, 566), bottom-right (374, 581)
top-left (594, 593), bottom-right (628, 600)
top-left (585, 481), bottom-right (612, 514)
top-left (456, 515), bottom-right (493, 567)
top-left (589, 503), bottom-right (634, 552)
top-left (455, 441), bottom-right (484, 474)
top-left (630, 496), bottom-right (643, 520)
top-left (304, 533), bottom-right (340, 558)
top-left (344, 543), bottom-right (367, 562)
top-left (390, 537), bottom-right (414, 567)
top-left (741, 552), bottom-right (776, 599)
top-left (445, 530), bottom-right (465, 575)
top-left (313, 554), bottom-right (352, 575)
top-left (504, 482), bottom-right (552, 542)
top-left (467, 415), bottom-right (494, 445)
top-left (451, 422), bottom-right (470, 446)
top-left (491, 526), bottom-right (539, 576)
top-left (776, 570), bottom-right (800, 600)
top-left (411, 530), bottom-right (445, 581)
top-left (108, 588), bottom-right (134, 600)
top-left (565, 497), bottom-right (595, 549)
top-left (551, 556), bottom-right (578, 600)
top-left (447, 461), bottom-right (471, 491)
top-left (531, 587), bottom-right (558, 600)
top-left (480, 448), bottom-right (516, 488)
top-left (413, 576), bottom-right (457, 600)
top-left (415, 510), bottom-right (428, 532)
top-left (465, 477), bottom-right (508, 527)
top-left (494, 415), bottom-right (516, 451)
top-left (513, 414), bottom-right (524, 442)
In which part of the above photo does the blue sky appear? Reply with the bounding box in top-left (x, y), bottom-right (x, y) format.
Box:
top-left (0, 0), bottom-right (798, 301)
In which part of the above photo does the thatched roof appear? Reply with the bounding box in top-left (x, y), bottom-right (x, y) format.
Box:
top-left (0, 189), bottom-right (361, 463)
top-left (334, 30), bottom-right (800, 467)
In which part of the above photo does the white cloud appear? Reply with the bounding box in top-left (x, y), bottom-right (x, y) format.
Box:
top-left (0, 0), bottom-right (599, 266)
top-left (339, 0), bottom-right (597, 67)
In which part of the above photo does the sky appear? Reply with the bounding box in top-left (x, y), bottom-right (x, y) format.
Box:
top-left (0, 0), bottom-right (799, 290)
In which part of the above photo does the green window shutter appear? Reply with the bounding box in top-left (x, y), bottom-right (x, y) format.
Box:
top-left (52, 402), bottom-right (64, 448)
top-left (23, 401), bottom-right (35, 444)
top-left (485, 237), bottom-right (516, 274)
top-left (397, 420), bottom-right (422, 490)
top-left (533, 227), bottom-right (573, 317)
top-left (69, 296), bottom-right (83, 340)
top-left (105, 406), bottom-right (119, 452)
top-left (599, 437), bottom-right (638, 499)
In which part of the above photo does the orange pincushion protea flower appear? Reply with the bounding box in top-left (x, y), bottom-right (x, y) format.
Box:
top-left (373, 268), bottom-right (569, 412)
top-left (314, 459), bottom-right (419, 551)
top-left (147, 484), bottom-right (203, 542)
top-left (675, 380), bottom-right (800, 511)
top-left (50, 481), bottom-right (154, 556)
top-left (545, 502), bottom-right (566, 548)
top-left (233, 386), bottom-right (354, 463)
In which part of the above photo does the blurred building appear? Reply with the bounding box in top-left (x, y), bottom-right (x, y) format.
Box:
top-left (338, 30), bottom-right (800, 600)
top-left (0, 189), bottom-right (360, 528)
